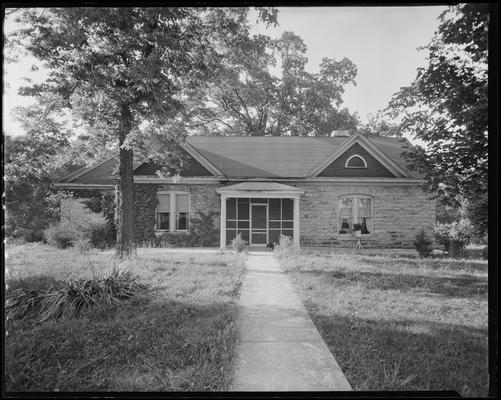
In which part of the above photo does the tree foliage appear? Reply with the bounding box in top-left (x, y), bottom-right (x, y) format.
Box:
top-left (9, 7), bottom-right (278, 257)
top-left (387, 4), bottom-right (488, 224)
top-left (189, 30), bottom-right (359, 136)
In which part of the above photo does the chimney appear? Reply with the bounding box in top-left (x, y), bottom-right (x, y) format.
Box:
top-left (330, 130), bottom-right (351, 137)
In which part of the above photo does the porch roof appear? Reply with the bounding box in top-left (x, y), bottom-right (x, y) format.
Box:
top-left (216, 182), bottom-right (304, 196)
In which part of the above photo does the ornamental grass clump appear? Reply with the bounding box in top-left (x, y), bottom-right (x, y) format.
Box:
top-left (274, 235), bottom-right (299, 258)
top-left (6, 269), bottom-right (143, 323)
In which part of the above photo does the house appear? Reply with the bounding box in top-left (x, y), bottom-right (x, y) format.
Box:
top-left (55, 132), bottom-right (436, 248)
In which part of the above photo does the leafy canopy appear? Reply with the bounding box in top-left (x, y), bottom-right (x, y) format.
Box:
top-left (387, 4), bottom-right (488, 211)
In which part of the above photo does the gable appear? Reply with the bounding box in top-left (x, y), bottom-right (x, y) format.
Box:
top-left (318, 143), bottom-right (395, 177)
top-left (65, 157), bottom-right (118, 184)
top-left (134, 147), bottom-right (213, 177)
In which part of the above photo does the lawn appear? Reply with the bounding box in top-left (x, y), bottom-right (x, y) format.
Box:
top-left (5, 243), bottom-right (246, 392)
top-left (278, 249), bottom-right (489, 397)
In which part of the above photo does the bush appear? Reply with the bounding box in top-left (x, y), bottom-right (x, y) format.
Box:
top-left (153, 232), bottom-right (201, 247)
top-left (189, 211), bottom-right (219, 246)
top-left (43, 224), bottom-right (77, 249)
top-left (274, 235), bottom-right (298, 258)
top-left (74, 237), bottom-right (91, 254)
top-left (6, 269), bottom-right (143, 323)
top-left (413, 229), bottom-right (433, 258)
top-left (231, 233), bottom-right (247, 253)
top-left (17, 228), bottom-right (44, 243)
top-left (434, 219), bottom-right (474, 254)
top-left (84, 222), bottom-right (115, 249)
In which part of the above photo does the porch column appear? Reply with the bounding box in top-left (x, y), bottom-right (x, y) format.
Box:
top-left (220, 194), bottom-right (226, 249)
top-left (293, 195), bottom-right (300, 248)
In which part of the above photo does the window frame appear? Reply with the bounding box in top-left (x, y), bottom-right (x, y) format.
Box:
top-left (155, 191), bottom-right (190, 232)
top-left (337, 194), bottom-right (374, 237)
top-left (345, 154), bottom-right (368, 169)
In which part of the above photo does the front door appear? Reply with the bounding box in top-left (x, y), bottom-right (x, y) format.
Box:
top-left (251, 204), bottom-right (267, 245)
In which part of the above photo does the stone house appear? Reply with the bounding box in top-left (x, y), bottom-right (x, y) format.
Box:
top-left (55, 132), bottom-right (436, 248)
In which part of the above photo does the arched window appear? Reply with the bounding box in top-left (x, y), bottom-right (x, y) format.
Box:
top-left (345, 154), bottom-right (367, 168)
top-left (338, 195), bottom-right (374, 235)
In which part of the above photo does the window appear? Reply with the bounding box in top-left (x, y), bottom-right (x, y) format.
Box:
top-left (345, 154), bottom-right (367, 168)
top-left (338, 195), bottom-right (373, 235)
top-left (155, 192), bottom-right (190, 232)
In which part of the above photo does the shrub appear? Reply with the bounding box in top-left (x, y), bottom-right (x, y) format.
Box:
top-left (153, 232), bottom-right (202, 247)
top-left (17, 228), bottom-right (44, 243)
top-left (84, 221), bottom-right (115, 249)
top-left (43, 224), bottom-right (77, 249)
top-left (434, 219), bottom-right (474, 254)
top-left (274, 235), bottom-right (298, 258)
top-left (413, 229), bottom-right (433, 258)
top-left (189, 211), bottom-right (219, 246)
top-left (231, 233), bottom-right (247, 253)
top-left (74, 237), bottom-right (91, 254)
top-left (6, 269), bottom-right (143, 323)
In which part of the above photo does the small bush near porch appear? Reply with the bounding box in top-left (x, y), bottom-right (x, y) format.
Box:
top-left (5, 243), bottom-right (245, 391)
top-left (278, 250), bottom-right (488, 396)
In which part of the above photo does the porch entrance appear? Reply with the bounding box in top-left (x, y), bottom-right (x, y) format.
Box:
top-left (216, 182), bottom-right (304, 249)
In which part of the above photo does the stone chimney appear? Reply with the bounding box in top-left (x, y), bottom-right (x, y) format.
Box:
top-left (330, 130), bottom-right (351, 137)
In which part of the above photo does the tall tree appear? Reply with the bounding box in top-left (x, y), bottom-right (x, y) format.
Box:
top-left (9, 7), bottom-right (277, 257)
top-left (387, 4), bottom-right (488, 235)
top-left (189, 31), bottom-right (359, 136)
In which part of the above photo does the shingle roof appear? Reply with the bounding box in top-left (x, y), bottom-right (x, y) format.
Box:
top-left (186, 135), bottom-right (421, 178)
top-left (57, 135), bottom-right (422, 185)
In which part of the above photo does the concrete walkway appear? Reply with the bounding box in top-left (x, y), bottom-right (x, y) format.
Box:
top-left (230, 252), bottom-right (352, 391)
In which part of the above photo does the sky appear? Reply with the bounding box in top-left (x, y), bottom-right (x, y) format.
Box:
top-left (2, 6), bottom-right (448, 136)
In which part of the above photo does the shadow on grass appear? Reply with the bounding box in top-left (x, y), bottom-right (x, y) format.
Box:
top-left (296, 269), bottom-right (487, 298)
top-left (307, 309), bottom-right (488, 396)
top-left (5, 298), bottom-right (239, 392)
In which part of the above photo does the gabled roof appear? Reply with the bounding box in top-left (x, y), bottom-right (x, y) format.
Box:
top-left (186, 135), bottom-right (421, 178)
top-left (56, 134), bottom-right (422, 186)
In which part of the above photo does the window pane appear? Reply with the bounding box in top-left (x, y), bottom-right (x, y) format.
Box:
top-left (282, 199), bottom-right (293, 220)
top-left (176, 212), bottom-right (188, 230)
top-left (339, 197), bottom-right (353, 217)
top-left (360, 217), bottom-right (370, 234)
top-left (281, 230), bottom-right (293, 239)
top-left (157, 212), bottom-right (170, 230)
top-left (269, 199), bottom-right (281, 220)
top-left (227, 198), bottom-right (236, 219)
top-left (269, 229), bottom-right (281, 244)
top-left (269, 221), bottom-right (281, 229)
top-left (339, 217), bottom-right (352, 234)
top-left (282, 221), bottom-right (293, 229)
top-left (176, 194), bottom-right (189, 212)
top-left (347, 156), bottom-right (365, 167)
top-left (358, 198), bottom-right (371, 217)
top-left (251, 198), bottom-right (267, 203)
top-left (238, 198), bottom-right (249, 220)
top-left (157, 194), bottom-right (170, 211)
top-left (227, 220), bottom-right (236, 229)
top-left (238, 221), bottom-right (249, 229)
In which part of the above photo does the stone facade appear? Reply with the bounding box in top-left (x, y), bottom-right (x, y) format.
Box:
top-left (155, 181), bottom-right (435, 248)
top-left (296, 182), bottom-right (436, 248)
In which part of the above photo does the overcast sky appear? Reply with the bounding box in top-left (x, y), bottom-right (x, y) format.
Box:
top-left (3, 6), bottom-right (448, 136)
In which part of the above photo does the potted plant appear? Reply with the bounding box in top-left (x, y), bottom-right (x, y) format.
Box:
top-left (353, 223), bottom-right (362, 237)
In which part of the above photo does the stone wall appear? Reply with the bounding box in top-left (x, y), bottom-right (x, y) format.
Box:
top-left (296, 182), bottom-right (436, 248)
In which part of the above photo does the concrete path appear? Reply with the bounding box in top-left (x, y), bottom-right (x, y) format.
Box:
top-left (230, 252), bottom-right (352, 391)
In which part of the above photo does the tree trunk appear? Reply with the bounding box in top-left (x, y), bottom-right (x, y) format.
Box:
top-left (115, 104), bottom-right (136, 259)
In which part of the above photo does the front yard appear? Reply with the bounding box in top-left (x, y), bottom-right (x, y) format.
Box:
top-left (5, 243), bottom-right (245, 391)
top-left (279, 249), bottom-right (489, 396)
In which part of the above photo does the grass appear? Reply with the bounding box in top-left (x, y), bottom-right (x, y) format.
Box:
top-left (5, 243), bottom-right (246, 392)
top-left (278, 249), bottom-right (488, 396)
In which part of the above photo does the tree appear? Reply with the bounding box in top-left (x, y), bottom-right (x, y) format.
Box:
top-left (357, 111), bottom-right (402, 137)
top-left (387, 4), bottom-right (488, 235)
top-left (189, 30), bottom-right (359, 136)
top-left (9, 7), bottom-right (278, 258)
top-left (4, 94), bottom-right (73, 236)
